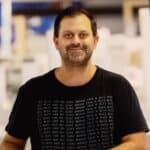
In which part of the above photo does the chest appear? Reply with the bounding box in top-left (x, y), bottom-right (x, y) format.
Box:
top-left (35, 96), bottom-right (115, 150)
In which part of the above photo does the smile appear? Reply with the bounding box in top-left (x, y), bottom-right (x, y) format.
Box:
top-left (69, 48), bottom-right (83, 51)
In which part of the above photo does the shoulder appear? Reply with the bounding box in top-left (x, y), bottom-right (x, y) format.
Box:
top-left (97, 67), bottom-right (136, 98)
top-left (19, 69), bottom-right (55, 91)
top-left (99, 67), bottom-right (130, 86)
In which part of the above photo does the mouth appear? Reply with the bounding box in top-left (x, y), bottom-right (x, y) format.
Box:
top-left (67, 48), bottom-right (84, 56)
top-left (69, 48), bottom-right (82, 51)
top-left (66, 44), bottom-right (87, 52)
top-left (69, 47), bottom-right (83, 50)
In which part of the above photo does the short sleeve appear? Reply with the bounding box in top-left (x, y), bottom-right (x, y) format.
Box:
top-left (114, 76), bottom-right (149, 138)
top-left (5, 85), bottom-right (33, 140)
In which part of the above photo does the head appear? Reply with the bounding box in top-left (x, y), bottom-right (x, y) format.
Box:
top-left (54, 7), bottom-right (98, 38)
top-left (53, 7), bottom-right (99, 67)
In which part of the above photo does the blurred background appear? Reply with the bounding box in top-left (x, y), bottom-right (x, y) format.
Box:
top-left (0, 0), bottom-right (150, 149)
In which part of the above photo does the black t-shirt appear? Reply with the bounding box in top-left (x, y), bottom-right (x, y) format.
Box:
top-left (5, 67), bottom-right (149, 150)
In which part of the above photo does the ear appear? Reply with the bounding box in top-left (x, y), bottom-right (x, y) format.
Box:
top-left (94, 35), bottom-right (99, 47)
top-left (53, 37), bottom-right (59, 50)
top-left (92, 35), bottom-right (99, 50)
top-left (95, 35), bottom-right (99, 44)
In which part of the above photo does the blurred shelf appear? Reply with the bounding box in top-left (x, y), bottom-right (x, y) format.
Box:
top-left (13, 5), bottom-right (123, 15)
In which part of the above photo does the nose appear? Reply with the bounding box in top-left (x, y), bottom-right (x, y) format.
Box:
top-left (72, 35), bottom-right (81, 45)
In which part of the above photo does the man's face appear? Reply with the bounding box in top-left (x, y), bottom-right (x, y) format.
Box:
top-left (54, 14), bottom-right (99, 67)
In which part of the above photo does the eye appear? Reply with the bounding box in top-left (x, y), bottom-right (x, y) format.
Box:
top-left (79, 33), bottom-right (88, 39)
top-left (64, 33), bottom-right (73, 39)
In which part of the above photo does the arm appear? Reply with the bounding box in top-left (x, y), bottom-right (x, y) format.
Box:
top-left (112, 76), bottom-right (149, 149)
top-left (110, 132), bottom-right (147, 150)
top-left (0, 133), bottom-right (26, 150)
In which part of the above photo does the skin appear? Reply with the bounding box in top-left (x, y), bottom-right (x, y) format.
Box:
top-left (0, 14), bottom-right (148, 150)
top-left (53, 14), bottom-right (99, 86)
top-left (0, 134), bottom-right (26, 150)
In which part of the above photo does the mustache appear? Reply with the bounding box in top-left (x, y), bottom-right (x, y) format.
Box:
top-left (66, 43), bottom-right (88, 50)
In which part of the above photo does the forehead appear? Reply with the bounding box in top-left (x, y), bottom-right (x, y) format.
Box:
top-left (59, 14), bottom-right (92, 32)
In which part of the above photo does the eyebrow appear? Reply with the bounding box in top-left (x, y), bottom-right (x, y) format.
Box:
top-left (63, 31), bottom-right (72, 33)
top-left (63, 30), bottom-right (89, 33)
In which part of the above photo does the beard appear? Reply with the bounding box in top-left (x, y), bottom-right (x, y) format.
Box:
top-left (61, 43), bottom-right (93, 67)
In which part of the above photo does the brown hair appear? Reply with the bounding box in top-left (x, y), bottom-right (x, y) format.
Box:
top-left (54, 6), bottom-right (97, 37)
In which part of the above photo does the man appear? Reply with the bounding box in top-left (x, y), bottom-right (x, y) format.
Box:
top-left (0, 6), bottom-right (149, 150)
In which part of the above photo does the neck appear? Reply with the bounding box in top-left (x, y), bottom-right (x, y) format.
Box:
top-left (55, 63), bottom-right (97, 86)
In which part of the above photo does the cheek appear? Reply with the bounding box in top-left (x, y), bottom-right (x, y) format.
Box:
top-left (59, 40), bottom-right (70, 47)
top-left (57, 42), bottom-right (69, 53)
top-left (84, 38), bottom-right (95, 47)
top-left (56, 41), bottom-right (66, 49)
